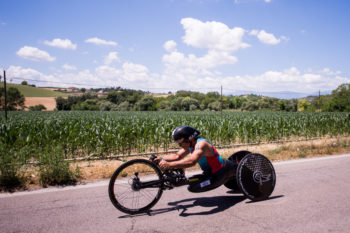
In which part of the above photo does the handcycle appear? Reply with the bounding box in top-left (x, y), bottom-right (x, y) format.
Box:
top-left (108, 150), bottom-right (276, 215)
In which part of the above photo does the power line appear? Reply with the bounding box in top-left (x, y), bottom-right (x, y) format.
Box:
top-left (9, 77), bottom-right (105, 88)
top-left (7, 76), bottom-right (225, 92)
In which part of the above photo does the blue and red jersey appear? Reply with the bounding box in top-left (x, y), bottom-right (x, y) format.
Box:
top-left (189, 137), bottom-right (224, 174)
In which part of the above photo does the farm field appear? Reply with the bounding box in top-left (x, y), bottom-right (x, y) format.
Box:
top-left (1, 111), bottom-right (350, 190)
top-left (1, 111), bottom-right (350, 161)
top-left (0, 83), bottom-right (68, 97)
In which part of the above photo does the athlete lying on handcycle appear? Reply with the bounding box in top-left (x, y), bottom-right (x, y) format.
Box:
top-left (108, 126), bottom-right (276, 215)
top-left (156, 125), bottom-right (238, 193)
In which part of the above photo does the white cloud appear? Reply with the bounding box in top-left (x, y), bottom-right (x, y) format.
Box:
top-left (104, 52), bottom-right (120, 65)
top-left (164, 40), bottom-right (177, 52)
top-left (320, 68), bottom-right (341, 75)
top-left (44, 38), bottom-right (77, 50)
top-left (16, 46), bottom-right (56, 62)
top-left (122, 63), bottom-right (150, 82)
top-left (219, 67), bottom-right (350, 93)
top-left (7, 66), bottom-right (60, 86)
top-left (181, 18), bottom-right (250, 52)
top-left (250, 30), bottom-right (287, 45)
top-left (255, 30), bottom-right (281, 45)
top-left (62, 64), bottom-right (77, 71)
top-left (95, 63), bottom-right (153, 88)
top-left (265, 0), bottom-right (272, 3)
top-left (162, 18), bottom-right (250, 72)
top-left (85, 37), bottom-right (117, 46)
top-left (157, 64), bottom-right (350, 94)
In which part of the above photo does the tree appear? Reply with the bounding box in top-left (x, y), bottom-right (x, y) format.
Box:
top-left (29, 104), bottom-right (46, 111)
top-left (135, 95), bottom-right (156, 111)
top-left (170, 97), bottom-right (184, 111)
top-left (181, 97), bottom-right (199, 111)
top-left (297, 98), bottom-right (311, 112)
top-left (329, 84), bottom-right (350, 111)
top-left (158, 100), bottom-right (171, 111)
top-left (21, 81), bottom-right (28, 85)
top-left (278, 100), bottom-right (287, 111)
top-left (56, 97), bottom-right (70, 110)
top-left (0, 87), bottom-right (25, 110)
top-left (208, 101), bottom-right (221, 111)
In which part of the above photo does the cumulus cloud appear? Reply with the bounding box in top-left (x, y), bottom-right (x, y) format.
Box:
top-left (320, 68), bottom-right (341, 75)
top-left (104, 52), bottom-right (120, 65)
top-left (95, 63), bottom-right (153, 88)
top-left (16, 46), bottom-right (56, 62)
top-left (162, 18), bottom-right (250, 72)
top-left (7, 66), bottom-right (60, 85)
top-left (156, 64), bottom-right (350, 94)
top-left (85, 37), bottom-right (117, 46)
top-left (164, 40), bottom-right (177, 52)
top-left (44, 38), bottom-right (77, 50)
top-left (250, 30), bottom-right (285, 45)
top-left (218, 67), bottom-right (350, 93)
top-left (181, 18), bottom-right (250, 52)
top-left (62, 64), bottom-right (77, 71)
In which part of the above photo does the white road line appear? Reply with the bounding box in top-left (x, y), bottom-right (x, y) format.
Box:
top-left (1, 153), bottom-right (350, 198)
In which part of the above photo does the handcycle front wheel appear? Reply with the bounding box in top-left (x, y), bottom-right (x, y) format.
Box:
top-left (108, 159), bottom-right (163, 215)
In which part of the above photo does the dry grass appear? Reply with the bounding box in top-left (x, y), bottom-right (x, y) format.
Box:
top-left (23, 136), bottom-right (350, 190)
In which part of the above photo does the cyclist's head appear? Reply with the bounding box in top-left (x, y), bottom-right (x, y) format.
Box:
top-left (172, 126), bottom-right (200, 144)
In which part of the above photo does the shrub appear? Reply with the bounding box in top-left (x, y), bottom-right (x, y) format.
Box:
top-left (29, 104), bottom-right (47, 111)
top-left (0, 146), bottom-right (26, 192)
top-left (39, 146), bottom-right (81, 187)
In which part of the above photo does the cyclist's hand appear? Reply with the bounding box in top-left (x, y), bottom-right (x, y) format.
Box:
top-left (159, 160), bottom-right (170, 171)
top-left (153, 157), bottom-right (162, 164)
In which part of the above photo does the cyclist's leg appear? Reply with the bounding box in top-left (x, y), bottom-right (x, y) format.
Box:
top-left (187, 159), bottom-right (237, 193)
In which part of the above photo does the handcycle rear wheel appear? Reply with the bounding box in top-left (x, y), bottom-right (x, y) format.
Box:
top-left (236, 153), bottom-right (276, 201)
top-left (224, 150), bottom-right (251, 190)
top-left (108, 159), bottom-right (163, 215)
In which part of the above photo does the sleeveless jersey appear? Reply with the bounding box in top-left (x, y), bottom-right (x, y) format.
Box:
top-left (189, 137), bottom-right (224, 174)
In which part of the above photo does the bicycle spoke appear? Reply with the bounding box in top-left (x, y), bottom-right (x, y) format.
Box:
top-left (108, 159), bottom-right (163, 214)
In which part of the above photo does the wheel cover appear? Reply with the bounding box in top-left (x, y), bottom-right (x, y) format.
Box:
top-left (237, 153), bottom-right (276, 201)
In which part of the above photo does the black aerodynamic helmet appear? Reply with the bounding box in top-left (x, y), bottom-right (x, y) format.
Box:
top-left (172, 126), bottom-right (200, 142)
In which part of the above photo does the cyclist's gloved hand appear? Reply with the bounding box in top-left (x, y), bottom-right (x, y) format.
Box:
top-left (159, 160), bottom-right (170, 171)
top-left (152, 157), bottom-right (162, 164)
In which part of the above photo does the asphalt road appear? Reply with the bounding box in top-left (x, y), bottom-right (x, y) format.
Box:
top-left (1, 154), bottom-right (350, 233)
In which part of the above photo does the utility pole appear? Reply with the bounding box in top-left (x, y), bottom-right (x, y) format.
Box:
top-left (3, 70), bottom-right (8, 121)
top-left (220, 85), bottom-right (223, 115)
top-left (318, 90), bottom-right (321, 112)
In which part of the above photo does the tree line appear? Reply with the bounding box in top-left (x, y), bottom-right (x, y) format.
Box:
top-left (1, 83), bottom-right (350, 112)
top-left (54, 84), bottom-right (350, 112)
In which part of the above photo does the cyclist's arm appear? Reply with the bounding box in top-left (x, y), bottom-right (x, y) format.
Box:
top-left (165, 141), bottom-right (205, 169)
top-left (163, 149), bottom-right (188, 162)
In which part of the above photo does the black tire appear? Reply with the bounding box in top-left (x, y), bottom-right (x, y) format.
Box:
top-left (224, 150), bottom-right (251, 190)
top-left (228, 150), bottom-right (252, 164)
top-left (236, 153), bottom-right (276, 201)
top-left (108, 159), bottom-right (163, 215)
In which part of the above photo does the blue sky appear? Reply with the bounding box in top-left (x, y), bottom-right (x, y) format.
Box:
top-left (1, 0), bottom-right (350, 95)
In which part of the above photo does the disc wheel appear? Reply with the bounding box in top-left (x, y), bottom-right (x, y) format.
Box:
top-left (108, 159), bottom-right (163, 215)
top-left (236, 153), bottom-right (276, 201)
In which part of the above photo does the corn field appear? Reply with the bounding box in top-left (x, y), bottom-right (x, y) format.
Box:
top-left (1, 111), bottom-right (350, 162)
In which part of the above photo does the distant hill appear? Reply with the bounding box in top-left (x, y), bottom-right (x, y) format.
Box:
top-left (0, 83), bottom-right (68, 97)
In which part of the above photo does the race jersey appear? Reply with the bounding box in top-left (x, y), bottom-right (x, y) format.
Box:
top-left (189, 137), bottom-right (224, 175)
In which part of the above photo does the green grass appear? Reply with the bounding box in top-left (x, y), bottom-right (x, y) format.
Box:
top-left (0, 83), bottom-right (68, 97)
